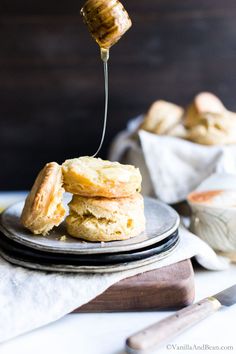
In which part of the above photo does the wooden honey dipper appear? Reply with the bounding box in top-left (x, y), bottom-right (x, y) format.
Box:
top-left (81, 0), bottom-right (132, 62)
top-left (80, 0), bottom-right (132, 156)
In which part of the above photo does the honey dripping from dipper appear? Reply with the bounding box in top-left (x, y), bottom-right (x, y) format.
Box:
top-left (80, 0), bottom-right (132, 157)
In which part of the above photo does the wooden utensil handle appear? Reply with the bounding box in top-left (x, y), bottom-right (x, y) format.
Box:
top-left (126, 297), bottom-right (221, 353)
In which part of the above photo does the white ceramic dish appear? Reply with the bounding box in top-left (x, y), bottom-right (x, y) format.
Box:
top-left (188, 189), bottom-right (236, 252)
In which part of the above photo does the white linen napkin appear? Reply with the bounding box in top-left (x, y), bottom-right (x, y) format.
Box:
top-left (0, 225), bottom-right (228, 344)
top-left (108, 117), bottom-right (236, 204)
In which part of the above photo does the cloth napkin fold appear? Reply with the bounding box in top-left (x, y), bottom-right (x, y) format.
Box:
top-left (0, 226), bottom-right (228, 344)
top-left (109, 117), bottom-right (236, 204)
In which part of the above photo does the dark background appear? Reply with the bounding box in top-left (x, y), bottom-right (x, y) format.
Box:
top-left (1, 0), bottom-right (236, 189)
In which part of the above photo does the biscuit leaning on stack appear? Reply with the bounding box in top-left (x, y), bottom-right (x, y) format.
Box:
top-left (62, 157), bottom-right (145, 242)
top-left (21, 162), bottom-right (66, 235)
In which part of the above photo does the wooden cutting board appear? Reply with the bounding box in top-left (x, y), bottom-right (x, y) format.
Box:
top-left (75, 259), bottom-right (194, 312)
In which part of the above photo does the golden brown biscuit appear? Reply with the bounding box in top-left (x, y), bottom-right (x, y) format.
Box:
top-left (62, 156), bottom-right (142, 198)
top-left (140, 100), bottom-right (184, 135)
top-left (184, 92), bottom-right (226, 129)
top-left (184, 92), bottom-right (236, 145)
top-left (66, 193), bottom-right (145, 242)
top-left (21, 162), bottom-right (66, 235)
top-left (185, 113), bottom-right (236, 145)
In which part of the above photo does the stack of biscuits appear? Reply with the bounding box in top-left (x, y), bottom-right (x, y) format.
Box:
top-left (62, 157), bottom-right (145, 242)
top-left (21, 157), bottom-right (146, 242)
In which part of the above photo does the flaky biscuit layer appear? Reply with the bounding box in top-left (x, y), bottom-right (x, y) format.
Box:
top-left (62, 156), bottom-right (142, 198)
top-left (66, 193), bottom-right (145, 241)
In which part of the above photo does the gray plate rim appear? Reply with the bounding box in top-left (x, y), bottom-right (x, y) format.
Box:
top-left (0, 197), bottom-right (180, 255)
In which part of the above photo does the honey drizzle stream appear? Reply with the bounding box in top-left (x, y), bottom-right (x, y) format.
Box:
top-left (92, 49), bottom-right (109, 157)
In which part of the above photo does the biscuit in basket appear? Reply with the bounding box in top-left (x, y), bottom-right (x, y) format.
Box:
top-left (185, 113), bottom-right (236, 145)
top-left (184, 92), bottom-right (236, 145)
top-left (21, 162), bottom-right (66, 235)
top-left (66, 193), bottom-right (145, 241)
top-left (62, 156), bottom-right (142, 198)
top-left (184, 92), bottom-right (226, 128)
top-left (140, 100), bottom-right (184, 135)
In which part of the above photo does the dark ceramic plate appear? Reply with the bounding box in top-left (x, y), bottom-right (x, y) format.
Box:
top-left (0, 229), bottom-right (179, 273)
top-left (0, 228), bottom-right (178, 265)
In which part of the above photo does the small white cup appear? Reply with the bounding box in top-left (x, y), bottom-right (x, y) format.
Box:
top-left (188, 189), bottom-right (236, 253)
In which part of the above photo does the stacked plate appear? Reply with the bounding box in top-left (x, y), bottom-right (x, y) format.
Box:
top-left (0, 197), bottom-right (180, 273)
